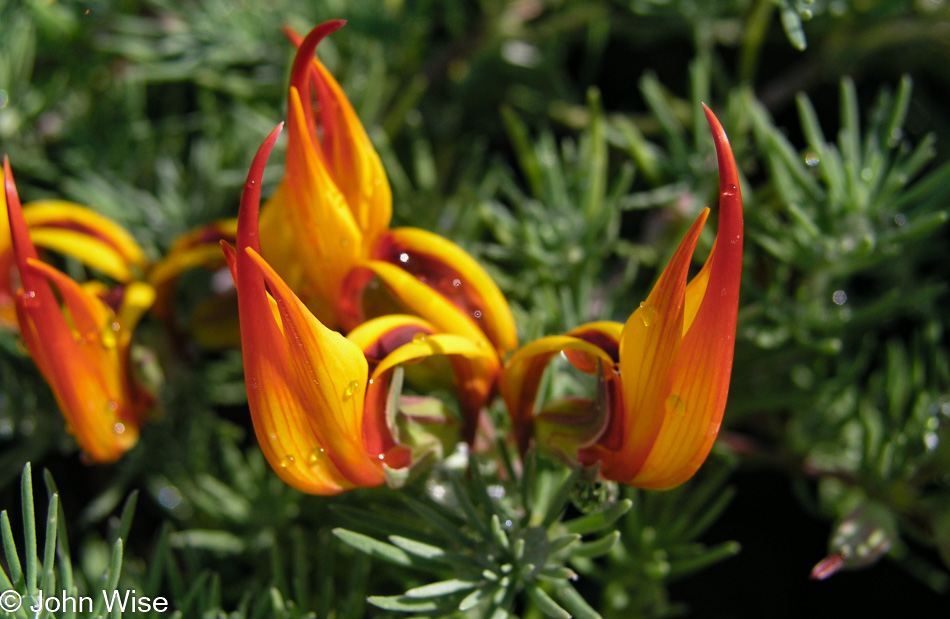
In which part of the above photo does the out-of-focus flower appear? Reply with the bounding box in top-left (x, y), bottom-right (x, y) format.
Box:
top-left (261, 21), bottom-right (517, 358)
top-left (3, 159), bottom-right (155, 462)
top-left (1, 190), bottom-right (148, 330)
top-left (225, 126), bottom-right (498, 494)
top-left (148, 219), bottom-right (240, 347)
top-left (500, 106), bottom-right (743, 490)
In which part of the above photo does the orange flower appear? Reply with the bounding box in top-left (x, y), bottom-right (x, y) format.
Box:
top-left (500, 106), bottom-right (742, 490)
top-left (261, 21), bottom-right (517, 358)
top-left (1, 187), bottom-right (148, 330)
top-left (226, 126), bottom-right (497, 494)
top-left (3, 159), bottom-right (154, 462)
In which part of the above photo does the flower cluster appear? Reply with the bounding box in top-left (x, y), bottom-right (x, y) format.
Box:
top-left (4, 20), bottom-right (743, 493)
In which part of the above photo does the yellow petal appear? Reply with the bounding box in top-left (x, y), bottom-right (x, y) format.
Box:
top-left (368, 227), bottom-right (518, 355)
top-left (23, 201), bottom-right (148, 279)
top-left (595, 209), bottom-right (709, 483)
top-left (629, 105), bottom-right (744, 489)
top-left (281, 87), bottom-right (363, 322)
top-left (286, 21), bottom-right (392, 243)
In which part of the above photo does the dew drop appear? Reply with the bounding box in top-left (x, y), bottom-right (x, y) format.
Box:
top-left (368, 378), bottom-right (375, 385)
top-left (248, 179), bottom-right (256, 186)
top-left (343, 380), bottom-right (360, 399)
top-left (832, 290), bottom-right (848, 305)
top-left (638, 303), bottom-right (657, 327)
top-left (378, 453), bottom-right (385, 460)
top-left (452, 278), bottom-right (462, 288)
top-left (113, 422), bottom-right (126, 435)
top-left (308, 448), bottom-right (326, 465)
top-left (473, 310), bottom-right (483, 320)
top-left (107, 400), bottom-right (119, 412)
top-left (665, 394), bottom-right (686, 415)
top-left (398, 252), bottom-right (410, 264)
top-left (280, 455), bottom-right (295, 468)
top-left (412, 332), bottom-right (427, 344)
top-left (722, 184), bottom-right (738, 197)
top-left (804, 153), bottom-right (820, 167)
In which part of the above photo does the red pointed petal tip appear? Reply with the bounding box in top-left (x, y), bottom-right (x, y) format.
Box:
top-left (236, 123), bottom-right (284, 257)
top-left (4, 158), bottom-right (41, 287)
top-left (702, 103), bottom-right (742, 210)
top-left (288, 20), bottom-right (347, 98)
top-left (810, 553), bottom-right (845, 580)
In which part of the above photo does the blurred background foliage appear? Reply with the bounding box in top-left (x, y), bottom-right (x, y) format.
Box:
top-left (2, 0), bottom-right (950, 616)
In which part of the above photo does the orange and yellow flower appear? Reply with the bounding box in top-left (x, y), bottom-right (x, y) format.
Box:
top-left (3, 159), bottom-right (155, 462)
top-left (1, 185), bottom-right (148, 330)
top-left (226, 126), bottom-right (497, 494)
top-left (500, 105), bottom-right (743, 490)
top-left (261, 21), bottom-right (517, 358)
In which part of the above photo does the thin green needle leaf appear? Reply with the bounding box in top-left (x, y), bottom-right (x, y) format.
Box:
top-left (1, 510), bottom-right (22, 587)
top-left (20, 464), bottom-right (37, 596)
top-left (555, 582), bottom-right (602, 619)
top-left (563, 499), bottom-right (632, 535)
top-left (526, 584), bottom-right (571, 619)
top-left (572, 530), bottom-right (620, 558)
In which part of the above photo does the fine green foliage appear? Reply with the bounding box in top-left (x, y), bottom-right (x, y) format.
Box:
top-left (2, 0), bottom-right (950, 616)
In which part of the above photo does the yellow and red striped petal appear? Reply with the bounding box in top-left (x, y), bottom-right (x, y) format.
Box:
top-left (627, 105), bottom-right (743, 489)
top-left (287, 22), bottom-right (392, 243)
top-left (585, 105), bottom-right (743, 489)
top-left (340, 227), bottom-right (518, 356)
top-left (280, 86), bottom-right (363, 324)
top-left (23, 201), bottom-right (148, 281)
top-left (231, 124), bottom-right (385, 494)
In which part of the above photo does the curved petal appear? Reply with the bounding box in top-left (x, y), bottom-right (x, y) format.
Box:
top-left (590, 209), bottom-right (709, 483)
top-left (287, 22), bottom-right (391, 242)
top-left (630, 105), bottom-right (743, 489)
top-left (371, 331), bottom-right (500, 444)
top-left (247, 248), bottom-right (385, 488)
top-left (501, 333), bottom-right (616, 454)
top-left (232, 125), bottom-right (382, 494)
top-left (361, 228), bottom-right (518, 355)
top-left (23, 201), bottom-right (149, 280)
top-left (345, 259), bottom-right (494, 351)
top-left (281, 86), bottom-right (363, 322)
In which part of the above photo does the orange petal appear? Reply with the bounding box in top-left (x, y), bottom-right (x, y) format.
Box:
top-left (630, 105), bottom-right (743, 489)
top-left (280, 87), bottom-right (363, 322)
top-left (233, 124), bottom-right (382, 494)
top-left (593, 209), bottom-right (709, 483)
top-left (23, 201), bottom-right (148, 281)
top-left (287, 22), bottom-right (391, 243)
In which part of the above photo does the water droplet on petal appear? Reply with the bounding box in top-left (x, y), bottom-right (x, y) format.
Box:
top-left (412, 332), bottom-right (427, 344)
top-left (308, 448), bottom-right (326, 465)
top-left (665, 394), bottom-right (686, 415)
top-left (473, 310), bottom-right (483, 320)
top-left (638, 303), bottom-right (657, 327)
top-left (113, 422), bottom-right (126, 434)
top-left (722, 184), bottom-right (738, 197)
top-left (398, 252), bottom-right (410, 264)
top-left (343, 380), bottom-right (360, 399)
top-left (804, 153), bottom-right (820, 167)
top-left (452, 278), bottom-right (462, 288)
top-left (280, 455), bottom-right (295, 468)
